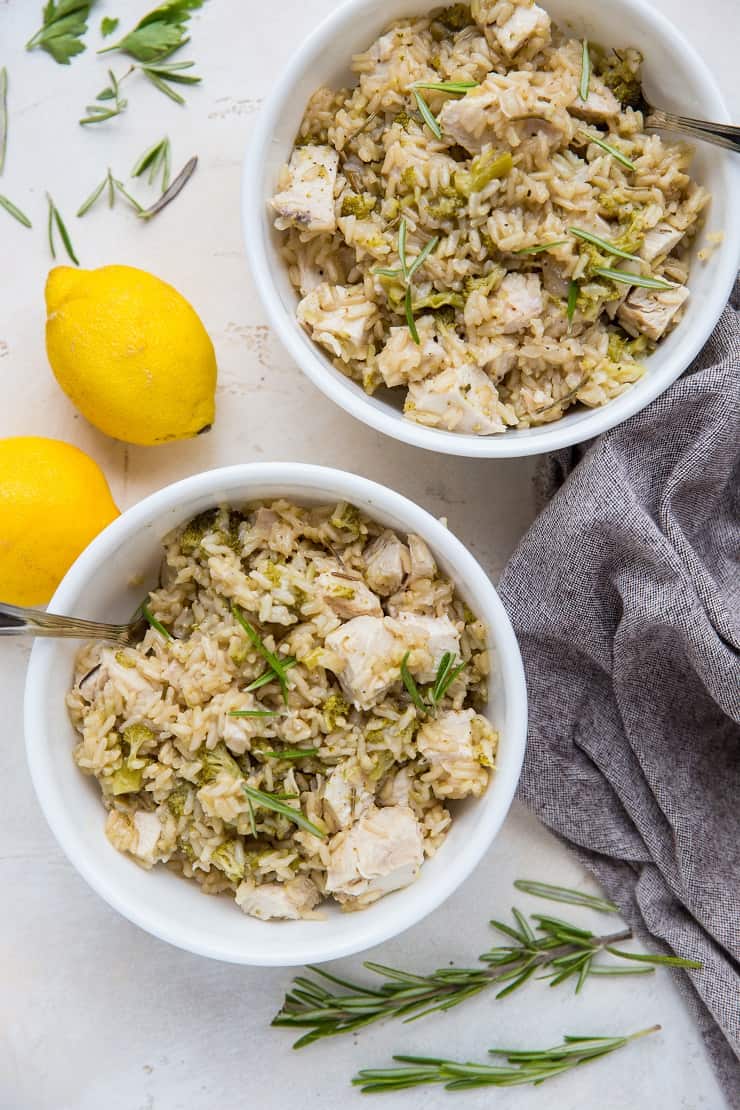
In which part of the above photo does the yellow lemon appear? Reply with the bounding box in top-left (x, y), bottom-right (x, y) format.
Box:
top-left (0, 437), bottom-right (119, 606)
top-left (45, 265), bottom-right (217, 446)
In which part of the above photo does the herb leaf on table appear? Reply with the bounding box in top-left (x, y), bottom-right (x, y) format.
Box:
top-left (26, 1), bottom-right (98, 65)
top-left (99, 0), bottom-right (206, 63)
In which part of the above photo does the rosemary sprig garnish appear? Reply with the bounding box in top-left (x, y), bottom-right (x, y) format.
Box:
top-left (513, 240), bottom-right (567, 255)
top-left (242, 784), bottom-right (326, 839)
top-left (413, 89), bottom-right (442, 140)
top-left (514, 878), bottom-right (618, 913)
top-left (244, 658), bottom-right (298, 693)
top-left (400, 651), bottom-right (466, 716)
top-left (256, 748), bottom-right (320, 760)
top-left (77, 168), bottom-right (143, 216)
top-left (579, 39), bottom-right (591, 102)
top-left (140, 60), bottom-right (201, 104)
top-left (46, 194), bottom-right (78, 264)
top-left (228, 709), bottom-right (280, 718)
top-left (274, 896), bottom-right (701, 1047)
top-left (580, 128), bottom-right (636, 170)
top-left (593, 266), bottom-right (676, 290)
top-left (142, 603), bottom-right (173, 641)
top-left (137, 154), bottom-right (197, 219)
top-left (410, 80), bottom-right (479, 94)
top-left (374, 218), bottom-right (438, 344)
top-left (26, 0), bottom-right (97, 65)
top-left (79, 68), bottom-right (128, 124)
top-left (0, 194), bottom-right (32, 228)
top-left (569, 226), bottom-right (642, 262)
top-left (353, 1026), bottom-right (660, 1092)
top-left (567, 280), bottom-right (579, 325)
top-left (232, 604), bottom-right (293, 704)
top-left (0, 67), bottom-right (8, 175)
top-left (132, 136), bottom-right (171, 192)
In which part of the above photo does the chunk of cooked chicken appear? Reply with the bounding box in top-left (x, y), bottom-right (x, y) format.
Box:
top-left (379, 765), bottom-right (412, 808)
top-left (325, 805), bottom-right (423, 903)
top-left (492, 272), bottom-right (543, 333)
top-left (493, 2), bottom-right (550, 56)
top-left (405, 363), bottom-right (512, 435)
top-left (393, 612), bottom-right (461, 683)
top-left (297, 282), bottom-right (379, 363)
top-left (235, 875), bottom-right (320, 921)
top-left (407, 534), bottom-right (437, 583)
top-left (640, 223), bottom-right (684, 263)
top-left (438, 71), bottom-right (572, 154)
top-left (316, 570), bottom-right (383, 619)
top-left (417, 709), bottom-right (494, 799)
top-left (323, 760), bottom-right (374, 829)
top-left (376, 317), bottom-right (446, 387)
top-left (271, 145), bottom-right (339, 234)
top-left (324, 615), bottom-right (406, 709)
top-left (570, 83), bottom-right (620, 123)
top-left (618, 284), bottom-right (689, 341)
top-left (106, 809), bottom-right (163, 869)
top-left (364, 531), bottom-right (410, 596)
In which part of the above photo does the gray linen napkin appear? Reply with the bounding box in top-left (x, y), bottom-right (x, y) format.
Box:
top-left (498, 281), bottom-right (740, 1106)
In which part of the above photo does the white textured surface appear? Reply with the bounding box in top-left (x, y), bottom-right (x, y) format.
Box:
top-left (0, 1), bottom-right (735, 1107)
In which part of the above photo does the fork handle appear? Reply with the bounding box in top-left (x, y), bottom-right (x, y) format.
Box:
top-left (0, 602), bottom-right (120, 640)
top-left (647, 109), bottom-right (740, 154)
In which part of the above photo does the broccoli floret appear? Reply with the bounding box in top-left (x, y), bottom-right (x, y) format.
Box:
top-left (455, 151), bottom-right (512, 197)
top-left (413, 290), bottom-right (465, 312)
top-left (122, 723), bottom-right (155, 760)
top-left (166, 781), bottom-right (192, 817)
top-left (329, 502), bottom-right (361, 538)
top-left (179, 509), bottom-right (219, 553)
top-left (611, 210), bottom-right (646, 254)
top-left (114, 650), bottom-right (136, 669)
top-left (198, 743), bottom-right (243, 784)
top-left (464, 265), bottom-right (506, 297)
top-left (426, 195), bottom-right (465, 221)
top-left (434, 3), bottom-right (473, 31)
top-left (341, 192), bottom-right (377, 219)
top-left (178, 836), bottom-right (197, 863)
top-left (607, 330), bottom-right (653, 363)
top-left (599, 50), bottom-right (645, 110)
top-left (323, 692), bottom-right (350, 731)
top-left (211, 839), bottom-right (246, 883)
top-left (110, 764), bottom-right (145, 795)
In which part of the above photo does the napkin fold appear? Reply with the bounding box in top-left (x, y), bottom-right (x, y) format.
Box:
top-left (498, 281), bottom-right (740, 1107)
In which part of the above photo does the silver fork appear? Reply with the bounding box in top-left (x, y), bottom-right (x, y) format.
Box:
top-left (0, 602), bottom-right (148, 645)
top-left (644, 101), bottom-right (740, 154)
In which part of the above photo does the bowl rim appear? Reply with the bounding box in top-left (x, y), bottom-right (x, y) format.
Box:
top-left (24, 462), bottom-right (528, 965)
top-left (242, 0), bottom-right (740, 459)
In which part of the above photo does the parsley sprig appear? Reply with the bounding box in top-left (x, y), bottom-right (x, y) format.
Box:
top-left (26, 0), bottom-right (98, 65)
top-left (374, 218), bottom-right (438, 343)
top-left (400, 650), bottom-right (465, 716)
top-left (98, 0), bottom-right (206, 63)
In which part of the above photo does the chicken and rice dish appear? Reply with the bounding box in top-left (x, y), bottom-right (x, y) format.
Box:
top-left (271, 0), bottom-right (708, 435)
top-left (68, 501), bottom-right (495, 920)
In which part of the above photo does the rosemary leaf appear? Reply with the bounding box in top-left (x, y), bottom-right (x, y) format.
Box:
top-left (570, 226), bottom-right (642, 262)
top-left (413, 89), bottom-right (442, 140)
top-left (131, 137), bottom-right (168, 177)
top-left (47, 194), bottom-right (79, 265)
top-left (76, 176), bottom-right (107, 217)
top-left (513, 240), bottom-right (567, 255)
top-left (255, 748), bottom-right (320, 760)
top-left (605, 947), bottom-right (703, 970)
top-left (567, 280), bottom-right (579, 325)
top-left (398, 216), bottom-right (409, 280)
top-left (231, 603), bottom-right (291, 703)
top-left (142, 604), bottom-right (173, 640)
top-left (514, 880), bottom-right (619, 914)
top-left (243, 784), bottom-right (326, 839)
top-left (138, 154), bottom-right (197, 220)
top-left (406, 235), bottom-right (439, 280)
top-left (400, 651), bottom-right (426, 712)
top-left (143, 68), bottom-right (186, 104)
top-left (113, 177), bottom-right (145, 212)
top-left (244, 659), bottom-right (297, 693)
top-left (593, 266), bottom-right (676, 290)
top-left (580, 128), bottom-right (636, 170)
top-left (410, 80), bottom-right (479, 94)
top-left (579, 39), bottom-right (591, 102)
top-left (0, 194), bottom-right (32, 228)
top-left (404, 284), bottom-right (420, 345)
top-left (0, 67), bottom-right (7, 175)
top-left (228, 709), bottom-right (280, 718)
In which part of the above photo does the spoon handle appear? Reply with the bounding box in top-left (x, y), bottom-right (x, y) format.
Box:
top-left (0, 602), bottom-right (128, 640)
top-left (647, 109), bottom-right (740, 154)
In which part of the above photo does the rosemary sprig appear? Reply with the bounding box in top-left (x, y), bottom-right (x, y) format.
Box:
top-left (413, 89), bottom-right (442, 140)
top-left (567, 280), bottom-right (579, 325)
top-left (132, 136), bottom-right (171, 192)
top-left (274, 898), bottom-right (701, 1047)
top-left (255, 748), bottom-right (320, 760)
top-left (137, 154), bottom-right (197, 219)
top-left (232, 604), bottom-right (292, 704)
top-left (46, 194), bottom-right (79, 264)
top-left (142, 603), bottom-right (173, 640)
top-left (140, 60), bottom-right (201, 104)
top-left (570, 226), bottom-right (642, 262)
top-left (593, 266), bottom-right (675, 290)
top-left (26, 0), bottom-right (97, 64)
top-left (353, 1027), bottom-right (661, 1092)
top-left (77, 168), bottom-right (143, 216)
top-left (242, 784), bottom-right (326, 839)
top-left (579, 39), bottom-right (591, 102)
top-left (580, 128), bottom-right (636, 170)
top-left (244, 658), bottom-right (298, 693)
top-left (410, 80), bottom-right (479, 94)
top-left (513, 240), bottom-right (567, 255)
top-left (79, 68), bottom-right (128, 124)
top-left (514, 878), bottom-right (618, 913)
top-left (0, 67), bottom-right (7, 175)
top-left (400, 652), bottom-right (427, 714)
top-left (400, 651), bottom-right (465, 716)
top-left (228, 709), bottom-right (280, 719)
top-left (0, 194), bottom-right (32, 228)
top-left (374, 218), bottom-right (438, 344)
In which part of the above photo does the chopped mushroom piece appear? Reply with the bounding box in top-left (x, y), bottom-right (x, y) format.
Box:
top-left (417, 709), bottom-right (495, 799)
top-left (316, 570), bottom-right (383, 619)
top-left (325, 805), bottom-right (424, 904)
top-left (235, 875), bottom-right (320, 921)
top-left (405, 363), bottom-right (513, 435)
top-left (617, 284), bottom-right (689, 341)
top-left (270, 145), bottom-right (339, 234)
top-left (323, 760), bottom-right (374, 829)
top-left (297, 282), bottom-right (379, 363)
top-left (364, 531), bottom-right (410, 596)
top-left (640, 222), bottom-right (685, 262)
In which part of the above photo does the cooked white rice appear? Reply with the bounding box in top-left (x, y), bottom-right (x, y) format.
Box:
top-left (67, 501), bottom-right (496, 921)
top-left (271, 0), bottom-right (708, 435)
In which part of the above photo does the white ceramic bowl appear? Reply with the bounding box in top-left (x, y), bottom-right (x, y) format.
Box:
top-left (243, 0), bottom-right (740, 458)
top-left (24, 463), bottom-right (527, 966)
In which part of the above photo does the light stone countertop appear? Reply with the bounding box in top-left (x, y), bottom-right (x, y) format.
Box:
top-left (0, 1), bottom-right (736, 1107)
